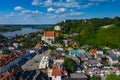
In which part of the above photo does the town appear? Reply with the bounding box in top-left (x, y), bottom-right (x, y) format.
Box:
top-left (0, 22), bottom-right (120, 80)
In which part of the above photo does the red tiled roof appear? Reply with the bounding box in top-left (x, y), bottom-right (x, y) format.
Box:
top-left (44, 31), bottom-right (59, 37)
top-left (59, 57), bottom-right (64, 60)
top-left (0, 53), bottom-right (19, 67)
top-left (0, 65), bottom-right (23, 80)
top-left (52, 66), bottom-right (62, 76)
top-left (90, 49), bottom-right (97, 54)
top-left (34, 43), bottom-right (42, 49)
top-left (0, 71), bottom-right (10, 80)
top-left (0, 54), bottom-right (8, 59)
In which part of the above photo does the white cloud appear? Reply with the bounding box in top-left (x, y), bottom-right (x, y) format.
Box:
top-left (47, 7), bottom-right (55, 12)
top-left (19, 10), bottom-right (42, 16)
top-left (14, 6), bottom-right (23, 11)
top-left (32, 0), bottom-right (41, 6)
top-left (53, 1), bottom-right (80, 8)
top-left (12, 6), bottom-right (43, 19)
top-left (31, 0), bottom-right (115, 9)
top-left (44, 0), bottom-right (52, 6)
top-left (55, 8), bottom-right (66, 13)
top-left (32, 0), bottom-right (80, 8)
top-left (82, 3), bottom-right (94, 8)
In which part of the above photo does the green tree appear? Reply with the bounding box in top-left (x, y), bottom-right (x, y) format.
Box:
top-left (23, 38), bottom-right (31, 48)
top-left (117, 75), bottom-right (120, 80)
top-left (91, 75), bottom-right (99, 80)
top-left (118, 64), bottom-right (120, 69)
top-left (2, 49), bottom-right (10, 54)
top-left (64, 57), bottom-right (77, 73)
top-left (55, 35), bottom-right (64, 44)
top-left (106, 73), bottom-right (118, 80)
top-left (32, 37), bottom-right (41, 46)
top-left (118, 56), bottom-right (120, 62)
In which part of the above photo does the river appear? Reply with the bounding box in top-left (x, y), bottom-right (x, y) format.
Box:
top-left (2, 28), bottom-right (39, 37)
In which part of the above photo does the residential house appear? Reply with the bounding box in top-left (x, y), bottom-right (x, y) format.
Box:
top-left (69, 49), bottom-right (86, 56)
top-left (34, 43), bottom-right (43, 54)
top-left (90, 49), bottom-right (104, 59)
top-left (111, 49), bottom-right (120, 57)
top-left (48, 65), bottom-right (67, 80)
top-left (63, 39), bottom-right (71, 47)
top-left (96, 48), bottom-right (103, 55)
top-left (12, 41), bottom-right (20, 48)
top-left (87, 59), bottom-right (102, 67)
top-left (53, 57), bottom-right (64, 66)
top-left (0, 65), bottom-right (23, 80)
top-left (70, 73), bottom-right (88, 80)
top-left (69, 50), bottom-right (79, 56)
top-left (8, 46), bottom-right (15, 50)
top-left (90, 49), bottom-right (97, 55)
top-left (34, 43), bottom-right (43, 50)
top-left (79, 53), bottom-right (89, 61)
top-left (107, 53), bottom-right (118, 65)
top-left (41, 31), bottom-right (59, 44)
top-left (0, 50), bottom-right (28, 74)
top-left (0, 53), bottom-right (19, 73)
top-left (95, 54), bottom-right (105, 60)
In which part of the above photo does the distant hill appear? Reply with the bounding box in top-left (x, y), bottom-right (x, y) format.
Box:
top-left (56, 17), bottom-right (120, 48)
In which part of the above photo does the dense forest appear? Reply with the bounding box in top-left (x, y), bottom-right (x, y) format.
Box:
top-left (56, 17), bottom-right (120, 48)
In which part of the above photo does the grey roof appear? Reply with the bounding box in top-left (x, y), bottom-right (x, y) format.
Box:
top-left (109, 53), bottom-right (118, 61)
top-left (88, 59), bottom-right (100, 64)
top-left (96, 48), bottom-right (103, 51)
top-left (96, 54), bottom-right (104, 58)
top-left (79, 53), bottom-right (88, 58)
top-left (70, 73), bottom-right (87, 79)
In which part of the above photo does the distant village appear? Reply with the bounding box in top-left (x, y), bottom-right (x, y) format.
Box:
top-left (0, 25), bottom-right (120, 80)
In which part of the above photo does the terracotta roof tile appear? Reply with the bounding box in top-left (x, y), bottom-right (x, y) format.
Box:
top-left (90, 49), bottom-right (97, 54)
top-left (44, 31), bottom-right (59, 37)
top-left (52, 66), bottom-right (62, 76)
top-left (0, 71), bottom-right (10, 80)
top-left (0, 54), bottom-right (8, 59)
top-left (0, 53), bottom-right (19, 67)
top-left (35, 43), bottom-right (42, 49)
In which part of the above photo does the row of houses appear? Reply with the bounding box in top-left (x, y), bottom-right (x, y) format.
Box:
top-left (0, 50), bottom-right (30, 74)
top-left (0, 65), bottom-right (23, 80)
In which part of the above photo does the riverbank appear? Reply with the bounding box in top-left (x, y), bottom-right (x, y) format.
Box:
top-left (0, 24), bottom-right (53, 33)
top-left (2, 28), bottom-right (40, 37)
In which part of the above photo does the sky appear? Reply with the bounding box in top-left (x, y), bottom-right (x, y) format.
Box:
top-left (0, 0), bottom-right (120, 24)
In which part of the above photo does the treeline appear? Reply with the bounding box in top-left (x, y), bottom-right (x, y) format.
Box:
top-left (57, 17), bottom-right (120, 34)
top-left (0, 26), bottom-right (21, 32)
top-left (56, 16), bottom-right (120, 48)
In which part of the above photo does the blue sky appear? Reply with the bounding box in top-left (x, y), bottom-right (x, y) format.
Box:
top-left (0, 0), bottom-right (120, 24)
